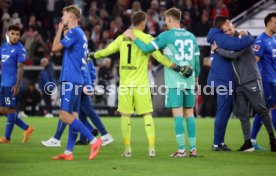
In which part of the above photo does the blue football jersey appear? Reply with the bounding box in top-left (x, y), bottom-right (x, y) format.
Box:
top-left (253, 32), bottom-right (276, 83)
top-left (60, 27), bottom-right (88, 85)
top-left (82, 61), bottom-right (96, 86)
top-left (0, 42), bottom-right (26, 87)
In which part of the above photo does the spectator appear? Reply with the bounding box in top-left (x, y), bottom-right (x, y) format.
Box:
top-left (97, 58), bottom-right (114, 105)
top-left (146, 9), bottom-right (160, 36)
top-left (1, 12), bottom-right (12, 41)
top-left (21, 83), bottom-right (42, 116)
top-left (39, 57), bottom-right (55, 118)
top-left (211, 0), bottom-right (229, 21)
top-left (194, 10), bottom-right (212, 36)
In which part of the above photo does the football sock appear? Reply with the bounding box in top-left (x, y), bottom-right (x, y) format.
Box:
top-left (70, 119), bottom-right (94, 142)
top-left (86, 107), bottom-right (108, 136)
top-left (5, 113), bottom-right (17, 140)
top-left (251, 114), bottom-right (262, 140)
top-left (80, 120), bottom-right (94, 142)
top-left (186, 117), bottom-right (196, 150)
top-left (66, 126), bottom-right (78, 152)
top-left (144, 115), bottom-right (155, 150)
top-left (174, 116), bottom-right (185, 150)
top-left (54, 119), bottom-right (66, 140)
top-left (121, 116), bottom-right (131, 151)
top-left (15, 113), bottom-right (29, 130)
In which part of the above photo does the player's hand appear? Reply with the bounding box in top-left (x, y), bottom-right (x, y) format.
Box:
top-left (123, 29), bottom-right (136, 40)
top-left (12, 85), bottom-right (20, 96)
top-left (86, 52), bottom-right (95, 62)
top-left (58, 21), bottom-right (65, 33)
top-left (239, 31), bottom-right (248, 37)
top-left (83, 85), bottom-right (94, 96)
top-left (211, 42), bottom-right (218, 52)
top-left (173, 64), bottom-right (193, 78)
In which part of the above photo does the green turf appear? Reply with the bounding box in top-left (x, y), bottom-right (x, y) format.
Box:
top-left (0, 117), bottom-right (275, 176)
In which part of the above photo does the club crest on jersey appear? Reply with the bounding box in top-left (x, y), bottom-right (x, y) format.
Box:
top-left (253, 45), bottom-right (260, 52)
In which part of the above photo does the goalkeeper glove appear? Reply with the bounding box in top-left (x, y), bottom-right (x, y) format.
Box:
top-left (86, 52), bottom-right (95, 62)
top-left (173, 64), bottom-right (193, 78)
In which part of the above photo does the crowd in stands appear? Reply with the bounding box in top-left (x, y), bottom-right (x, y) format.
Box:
top-left (0, 0), bottom-right (260, 116)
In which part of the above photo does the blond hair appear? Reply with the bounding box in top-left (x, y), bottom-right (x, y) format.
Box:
top-left (63, 5), bottom-right (81, 19)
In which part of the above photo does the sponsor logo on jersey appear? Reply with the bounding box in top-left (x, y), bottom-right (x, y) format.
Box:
top-left (1, 54), bottom-right (10, 62)
top-left (272, 49), bottom-right (276, 58)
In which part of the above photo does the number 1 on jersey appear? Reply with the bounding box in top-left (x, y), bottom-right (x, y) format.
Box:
top-left (127, 44), bottom-right (132, 64)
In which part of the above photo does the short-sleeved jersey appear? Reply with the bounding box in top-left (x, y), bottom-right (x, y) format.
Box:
top-left (253, 32), bottom-right (276, 83)
top-left (60, 27), bottom-right (88, 85)
top-left (0, 42), bottom-right (26, 87)
top-left (146, 29), bottom-right (200, 89)
top-left (94, 29), bottom-right (172, 87)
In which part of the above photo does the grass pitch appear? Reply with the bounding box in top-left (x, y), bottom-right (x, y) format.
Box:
top-left (0, 117), bottom-right (275, 176)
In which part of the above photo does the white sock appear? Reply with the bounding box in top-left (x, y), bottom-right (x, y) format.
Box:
top-left (178, 149), bottom-right (185, 153)
top-left (251, 139), bottom-right (256, 144)
top-left (64, 150), bottom-right (72, 155)
top-left (213, 144), bottom-right (218, 147)
top-left (90, 138), bottom-right (97, 144)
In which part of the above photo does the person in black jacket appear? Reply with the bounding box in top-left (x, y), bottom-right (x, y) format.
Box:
top-left (211, 17), bottom-right (276, 152)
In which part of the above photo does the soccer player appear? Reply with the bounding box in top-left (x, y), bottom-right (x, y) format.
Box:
top-left (0, 25), bottom-right (34, 144)
top-left (206, 16), bottom-right (255, 151)
top-left (251, 12), bottom-right (276, 150)
top-left (124, 8), bottom-right (200, 157)
top-left (88, 11), bottom-right (192, 157)
top-left (210, 16), bottom-right (276, 152)
top-left (41, 60), bottom-right (113, 147)
top-left (51, 5), bottom-right (101, 160)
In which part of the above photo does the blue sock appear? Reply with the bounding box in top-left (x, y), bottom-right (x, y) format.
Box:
top-left (272, 109), bottom-right (276, 131)
top-left (66, 126), bottom-right (78, 152)
top-left (54, 119), bottom-right (67, 140)
top-left (15, 114), bottom-right (29, 130)
top-left (70, 119), bottom-right (94, 142)
top-left (85, 108), bottom-right (107, 135)
top-left (5, 113), bottom-right (17, 140)
top-left (251, 114), bottom-right (263, 140)
top-left (80, 120), bottom-right (94, 142)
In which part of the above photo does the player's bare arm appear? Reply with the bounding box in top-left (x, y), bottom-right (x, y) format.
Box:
top-left (12, 63), bottom-right (24, 96)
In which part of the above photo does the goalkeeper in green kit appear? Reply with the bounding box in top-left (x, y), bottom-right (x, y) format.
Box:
top-left (124, 8), bottom-right (200, 157)
top-left (87, 11), bottom-right (193, 157)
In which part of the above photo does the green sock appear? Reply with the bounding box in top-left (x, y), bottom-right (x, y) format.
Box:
top-left (174, 116), bottom-right (185, 150)
top-left (121, 116), bottom-right (131, 152)
top-left (144, 115), bottom-right (155, 151)
top-left (186, 117), bottom-right (196, 150)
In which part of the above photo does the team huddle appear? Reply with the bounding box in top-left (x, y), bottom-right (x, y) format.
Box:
top-left (0, 4), bottom-right (275, 160)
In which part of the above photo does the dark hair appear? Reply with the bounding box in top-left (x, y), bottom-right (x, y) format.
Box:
top-left (213, 16), bottom-right (229, 28)
top-left (8, 25), bottom-right (21, 32)
top-left (164, 8), bottom-right (181, 21)
top-left (264, 12), bottom-right (276, 27)
top-left (131, 11), bottom-right (147, 26)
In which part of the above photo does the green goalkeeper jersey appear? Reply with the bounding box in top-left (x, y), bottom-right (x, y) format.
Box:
top-left (134, 28), bottom-right (200, 89)
top-left (94, 29), bottom-right (173, 87)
